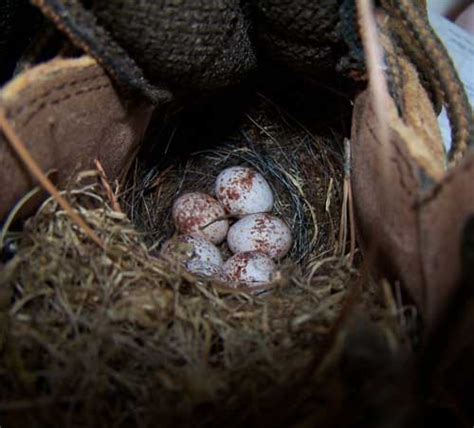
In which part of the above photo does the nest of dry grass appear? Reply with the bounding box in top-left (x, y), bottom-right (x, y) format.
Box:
top-left (0, 97), bottom-right (410, 427)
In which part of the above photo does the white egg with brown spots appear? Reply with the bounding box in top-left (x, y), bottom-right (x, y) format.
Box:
top-left (215, 166), bottom-right (274, 217)
top-left (161, 235), bottom-right (224, 267)
top-left (223, 251), bottom-right (276, 287)
top-left (227, 213), bottom-right (292, 259)
top-left (172, 192), bottom-right (228, 244)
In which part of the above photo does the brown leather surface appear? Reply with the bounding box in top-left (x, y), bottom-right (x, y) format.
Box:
top-left (351, 91), bottom-right (426, 309)
top-left (350, 9), bottom-right (457, 325)
top-left (0, 55), bottom-right (152, 221)
top-left (419, 153), bottom-right (474, 325)
top-left (352, 81), bottom-right (474, 326)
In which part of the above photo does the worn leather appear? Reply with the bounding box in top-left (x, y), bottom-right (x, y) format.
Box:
top-left (419, 155), bottom-right (474, 325)
top-left (0, 56), bottom-right (152, 221)
top-left (350, 11), bottom-right (474, 327)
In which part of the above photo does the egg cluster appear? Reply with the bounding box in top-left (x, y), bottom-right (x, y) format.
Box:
top-left (163, 166), bottom-right (292, 289)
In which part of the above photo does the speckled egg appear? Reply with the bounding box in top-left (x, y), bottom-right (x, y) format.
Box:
top-left (227, 213), bottom-right (292, 259)
top-left (215, 166), bottom-right (274, 217)
top-left (172, 192), bottom-right (229, 244)
top-left (161, 235), bottom-right (224, 267)
top-left (223, 251), bottom-right (276, 287)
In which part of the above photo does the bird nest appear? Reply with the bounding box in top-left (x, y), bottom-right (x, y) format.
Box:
top-left (126, 98), bottom-right (342, 267)
top-left (0, 96), bottom-right (403, 427)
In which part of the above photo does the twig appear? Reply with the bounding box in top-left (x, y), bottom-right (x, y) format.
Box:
top-left (338, 139), bottom-right (356, 266)
top-left (345, 139), bottom-right (356, 265)
top-left (95, 159), bottom-right (123, 213)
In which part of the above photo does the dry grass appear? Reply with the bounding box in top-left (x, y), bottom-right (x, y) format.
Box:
top-left (0, 97), bottom-right (410, 427)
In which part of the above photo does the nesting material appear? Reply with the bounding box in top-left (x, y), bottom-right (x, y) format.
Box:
top-left (1, 178), bottom-right (371, 428)
top-left (0, 100), bottom-right (386, 427)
